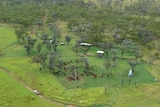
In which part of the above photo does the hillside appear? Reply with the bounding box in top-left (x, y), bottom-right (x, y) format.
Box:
top-left (0, 0), bottom-right (160, 107)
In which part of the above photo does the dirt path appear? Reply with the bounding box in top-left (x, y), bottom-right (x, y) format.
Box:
top-left (0, 67), bottom-right (77, 107)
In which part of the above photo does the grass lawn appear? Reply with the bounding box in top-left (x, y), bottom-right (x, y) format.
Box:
top-left (57, 56), bottom-right (155, 89)
top-left (0, 69), bottom-right (65, 107)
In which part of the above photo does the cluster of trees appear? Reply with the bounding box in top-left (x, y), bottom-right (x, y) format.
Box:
top-left (0, 0), bottom-right (84, 6)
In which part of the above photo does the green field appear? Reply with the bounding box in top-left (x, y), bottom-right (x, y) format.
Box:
top-left (0, 24), bottom-right (160, 107)
top-left (57, 57), bottom-right (155, 89)
top-left (0, 68), bottom-right (65, 107)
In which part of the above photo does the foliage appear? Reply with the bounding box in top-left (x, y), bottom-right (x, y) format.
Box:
top-left (15, 27), bottom-right (27, 43)
top-left (65, 35), bottom-right (72, 45)
top-left (138, 27), bottom-right (154, 45)
top-left (127, 59), bottom-right (138, 70)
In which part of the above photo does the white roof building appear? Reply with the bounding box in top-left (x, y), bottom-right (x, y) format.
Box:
top-left (96, 51), bottom-right (104, 54)
top-left (80, 43), bottom-right (92, 46)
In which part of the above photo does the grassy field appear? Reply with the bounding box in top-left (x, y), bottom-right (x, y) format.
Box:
top-left (0, 26), bottom-right (16, 50)
top-left (0, 68), bottom-right (65, 107)
top-left (0, 24), bottom-right (160, 107)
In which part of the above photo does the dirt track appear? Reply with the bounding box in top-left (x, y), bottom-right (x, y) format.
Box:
top-left (0, 67), bottom-right (77, 107)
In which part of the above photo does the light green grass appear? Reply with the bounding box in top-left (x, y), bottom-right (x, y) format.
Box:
top-left (0, 69), bottom-right (65, 107)
top-left (0, 26), bottom-right (16, 50)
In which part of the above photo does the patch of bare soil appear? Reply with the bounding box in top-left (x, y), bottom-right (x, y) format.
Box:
top-left (67, 105), bottom-right (77, 107)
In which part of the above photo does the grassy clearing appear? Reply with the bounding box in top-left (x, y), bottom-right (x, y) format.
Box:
top-left (0, 24), bottom-right (160, 107)
top-left (0, 69), bottom-right (65, 107)
top-left (113, 84), bottom-right (160, 107)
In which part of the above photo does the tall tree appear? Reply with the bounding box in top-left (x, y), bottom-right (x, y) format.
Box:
top-left (35, 19), bottom-right (43, 29)
top-left (36, 44), bottom-right (42, 53)
top-left (24, 44), bottom-right (32, 55)
top-left (104, 58), bottom-right (114, 77)
top-left (15, 27), bottom-right (26, 43)
top-left (40, 34), bottom-right (49, 44)
top-left (119, 45), bottom-right (126, 59)
top-left (31, 53), bottom-right (47, 70)
top-left (83, 57), bottom-right (90, 72)
top-left (65, 35), bottom-right (72, 45)
top-left (127, 59), bottom-right (138, 71)
top-left (138, 27), bottom-right (154, 45)
top-left (103, 41), bottom-right (114, 58)
top-left (87, 22), bottom-right (105, 43)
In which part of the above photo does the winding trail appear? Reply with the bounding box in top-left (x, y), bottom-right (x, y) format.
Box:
top-left (0, 67), bottom-right (77, 107)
